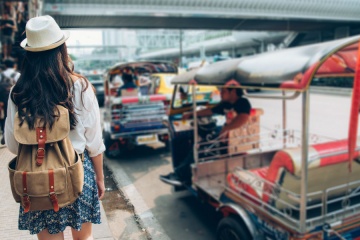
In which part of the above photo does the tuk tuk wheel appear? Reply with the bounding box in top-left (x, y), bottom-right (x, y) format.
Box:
top-left (165, 140), bottom-right (171, 151)
top-left (103, 131), bottom-right (121, 159)
top-left (216, 216), bottom-right (252, 240)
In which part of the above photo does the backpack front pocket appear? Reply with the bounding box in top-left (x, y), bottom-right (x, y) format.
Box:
top-left (13, 167), bottom-right (67, 197)
top-left (67, 154), bottom-right (84, 198)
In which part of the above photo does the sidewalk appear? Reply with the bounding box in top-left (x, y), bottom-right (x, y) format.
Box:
top-left (0, 147), bottom-right (114, 240)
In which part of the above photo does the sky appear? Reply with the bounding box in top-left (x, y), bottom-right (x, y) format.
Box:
top-left (66, 29), bottom-right (102, 47)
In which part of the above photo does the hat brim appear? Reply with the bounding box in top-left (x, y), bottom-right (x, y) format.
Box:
top-left (20, 30), bottom-right (70, 52)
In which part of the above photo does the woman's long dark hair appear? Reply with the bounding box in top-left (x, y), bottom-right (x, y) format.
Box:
top-left (11, 43), bottom-right (88, 130)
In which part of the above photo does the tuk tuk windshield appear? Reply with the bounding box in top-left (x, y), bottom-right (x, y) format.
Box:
top-left (105, 61), bottom-right (178, 97)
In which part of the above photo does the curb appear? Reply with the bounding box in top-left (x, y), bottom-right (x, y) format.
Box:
top-left (105, 159), bottom-right (171, 240)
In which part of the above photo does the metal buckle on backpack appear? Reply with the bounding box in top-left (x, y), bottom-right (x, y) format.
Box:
top-left (37, 148), bottom-right (45, 157)
top-left (36, 148), bottom-right (46, 166)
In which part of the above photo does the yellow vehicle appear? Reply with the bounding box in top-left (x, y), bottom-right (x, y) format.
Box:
top-left (149, 73), bottom-right (176, 95)
top-left (150, 73), bottom-right (218, 95)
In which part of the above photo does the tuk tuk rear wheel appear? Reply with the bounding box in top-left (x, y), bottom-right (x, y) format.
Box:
top-left (103, 131), bottom-right (121, 159)
top-left (164, 140), bottom-right (171, 150)
top-left (216, 216), bottom-right (252, 240)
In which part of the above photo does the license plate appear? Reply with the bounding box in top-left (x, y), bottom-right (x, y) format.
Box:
top-left (136, 134), bottom-right (158, 145)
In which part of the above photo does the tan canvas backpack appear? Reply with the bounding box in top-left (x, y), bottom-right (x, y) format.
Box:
top-left (8, 105), bottom-right (84, 212)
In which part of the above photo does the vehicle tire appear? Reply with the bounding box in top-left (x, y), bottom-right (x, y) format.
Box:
top-left (103, 131), bottom-right (121, 159)
top-left (164, 140), bottom-right (171, 151)
top-left (172, 185), bottom-right (186, 192)
top-left (216, 216), bottom-right (252, 240)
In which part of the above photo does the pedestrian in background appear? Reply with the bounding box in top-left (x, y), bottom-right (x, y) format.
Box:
top-left (0, 63), bottom-right (7, 147)
top-left (2, 57), bottom-right (20, 83)
top-left (5, 15), bottom-right (105, 240)
top-left (0, 59), bottom-right (18, 147)
top-left (0, 12), bottom-right (17, 59)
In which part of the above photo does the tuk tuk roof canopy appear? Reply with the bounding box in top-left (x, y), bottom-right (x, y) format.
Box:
top-left (108, 61), bottom-right (178, 75)
top-left (172, 35), bottom-right (360, 91)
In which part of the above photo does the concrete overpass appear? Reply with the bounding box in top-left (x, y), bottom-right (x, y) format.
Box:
top-left (39, 0), bottom-right (360, 31)
top-left (29, 0), bottom-right (360, 68)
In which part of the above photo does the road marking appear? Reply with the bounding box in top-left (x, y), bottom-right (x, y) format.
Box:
top-left (106, 160), bottom-right (171, 240)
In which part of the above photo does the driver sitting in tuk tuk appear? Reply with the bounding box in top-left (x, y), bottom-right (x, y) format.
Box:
top-left (117, 69), bottom-right (138, 96)
top-left (160, 86), bottom-right (251, 186)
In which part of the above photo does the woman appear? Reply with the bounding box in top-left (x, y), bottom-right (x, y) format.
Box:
top-left (5, 15), bottom-right (105, 240)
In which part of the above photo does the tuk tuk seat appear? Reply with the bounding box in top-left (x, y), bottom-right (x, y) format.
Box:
top-left (227, 138), bottom-right (360, 210)
top-left (121, 88), bottom-right (139, 97)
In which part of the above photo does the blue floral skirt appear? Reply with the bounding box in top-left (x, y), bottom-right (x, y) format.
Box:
top-left (18, 151), bottom-right (101, 235)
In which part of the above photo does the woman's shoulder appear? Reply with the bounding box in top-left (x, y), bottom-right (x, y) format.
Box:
top-left (71, 75), bottom-right (96, 107)
top-left (71, 75), bottom-right (85, 84)
top-left (72, 75), bottom-right (90, 91)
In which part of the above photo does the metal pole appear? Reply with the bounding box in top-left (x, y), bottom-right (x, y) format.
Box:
top-left (300, 90), bottom-right (310, 233)
top-left (200, 45), bottom-right (205, 60)
top-left (179, 29), bottom-right (183, 68)
top-left (282, 91), bottom-right (287, 147)
top-left (192, 85), bottom-right (199, 164)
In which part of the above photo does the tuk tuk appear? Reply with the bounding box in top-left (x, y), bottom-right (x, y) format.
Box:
top-left (103, 61), bottom-right (178, 158)
top-left (164, 35), bottom-right (360, 239)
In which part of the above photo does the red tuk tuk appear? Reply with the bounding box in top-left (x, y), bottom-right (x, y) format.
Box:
top-left (164, 35), bottom-right (360, 239)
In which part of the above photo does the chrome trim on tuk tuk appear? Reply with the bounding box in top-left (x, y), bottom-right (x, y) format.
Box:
top-left (192, 84), bottom-right (199, 164)
top-left (110, 128), bottom-right (168, 139)
top-left (244, 90), bottom-right (301, 99)
top-left (300, 89), bottom-right (310, 233)
top-left (282, 91), bottom-right (287, 148)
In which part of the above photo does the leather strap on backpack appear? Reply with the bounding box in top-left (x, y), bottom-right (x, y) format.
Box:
top-left (48, 169), bottom-right (59, 212)
top-left (36, 128), bottom-right (46, 166)
top-left (22, 172), bottom-right (31, 213)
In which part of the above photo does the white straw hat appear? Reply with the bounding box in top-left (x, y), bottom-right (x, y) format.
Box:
top-left (20, 15), bottom-right (70, 52)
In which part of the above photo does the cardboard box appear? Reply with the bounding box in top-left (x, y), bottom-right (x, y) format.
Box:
top-left (228, 109), bottom-right (263, 154)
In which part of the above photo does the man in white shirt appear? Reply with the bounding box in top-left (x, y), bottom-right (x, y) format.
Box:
top-left (2, 58), bottom-right (20, 83)
top-left (112, 74), bottom-right (124, 87)
top-left (0, 65), bottom-right (6, 147)
top-left (0, 58), bottom-right (20, 147)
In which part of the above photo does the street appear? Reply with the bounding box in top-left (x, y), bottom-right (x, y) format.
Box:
top-left (105, 145), bottom-right (219, 240)
top-left (102, 91), bottom-right (354, 240)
